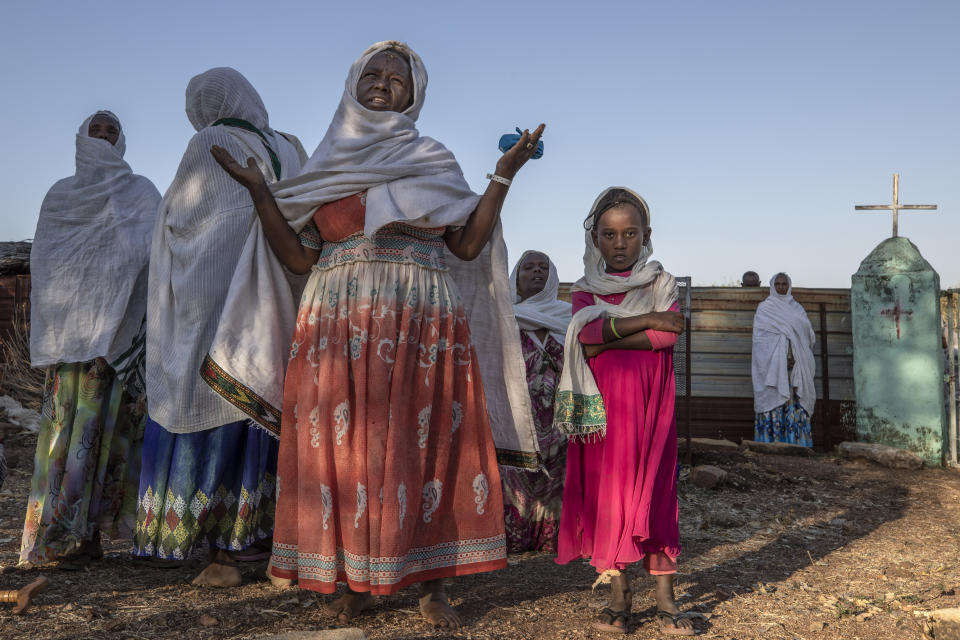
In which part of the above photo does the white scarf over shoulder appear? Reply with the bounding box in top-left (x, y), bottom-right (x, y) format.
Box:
top-left (554, 187), bottom-right (677, 438)
top-left (509, 250), bottom-right (571, 344)
top-left (31, 112), bottom-right (160, 373)
top-left (207, 41), bottom-right (538, 465)
top-left (751, 273), bottom-right (817, 415)
top-left (147, 68), bottom-right (303, 434)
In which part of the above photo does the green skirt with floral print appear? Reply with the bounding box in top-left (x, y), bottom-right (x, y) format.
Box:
top-left (19, 359), bottom-right (145, 566)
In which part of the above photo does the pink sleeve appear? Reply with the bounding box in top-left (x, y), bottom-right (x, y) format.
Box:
top-left (572, 292), bottom-right (606, 345)
top-left (645, 302), bottom-right (681, 351)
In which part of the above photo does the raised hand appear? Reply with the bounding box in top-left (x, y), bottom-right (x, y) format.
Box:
top-left (495, 123), bottom-right (545, 180)
top-left (210, 145), bottom-right (267, 191)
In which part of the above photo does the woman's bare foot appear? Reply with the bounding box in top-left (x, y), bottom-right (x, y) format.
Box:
top-left (191, 549), bottom-right (242, 587)
top-left (266, 556), bottom-right (295, 589)
top-left (325, 588), bottom-right (375, 623)
top-left (654, 574), bottom-right (695, 635)
top-left (418, 579), bottom-right (460, 629)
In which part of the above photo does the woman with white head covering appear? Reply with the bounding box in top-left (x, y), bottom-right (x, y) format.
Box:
top-left (20, 111), bottom-right (160, 569)
top-left (751, 272), bottom-right (816, 447)
top-left (501, 250), bottom-right (571, 553)
top-left (135, 68), bottom-right (304, 586)
top-left (210, 41), bottom-right (543, 628)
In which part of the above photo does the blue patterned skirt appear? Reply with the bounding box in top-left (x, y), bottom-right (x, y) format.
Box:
top-left (754, 400), bottom-right (813, 447)
top-left (133, 417), bottom-right (278, 560)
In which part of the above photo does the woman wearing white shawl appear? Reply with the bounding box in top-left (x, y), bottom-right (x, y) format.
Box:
top-left (135, 68), bottom-right (304, 586)
top-left (501, 251), bottom-right (571, 553)
top-left (751, 272), bottom-right (816, 447)
top-left (20, 111), bottom-right (160, 568)
top-left (210, 41), bottom-right (543, 627)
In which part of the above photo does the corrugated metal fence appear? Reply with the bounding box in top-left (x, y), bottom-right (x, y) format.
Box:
top-left (559, 283), bottom-right (855, 451)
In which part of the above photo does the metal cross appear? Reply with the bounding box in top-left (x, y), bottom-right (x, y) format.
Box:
top-left (855, 173), bottom-right (937, 237)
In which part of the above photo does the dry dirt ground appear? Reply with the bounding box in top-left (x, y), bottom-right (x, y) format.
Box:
top-left (1, 426), bottom-right (959, 640)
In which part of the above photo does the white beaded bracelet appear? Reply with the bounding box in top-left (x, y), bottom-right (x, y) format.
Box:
top-left (486, 173), bottom-right (512, 186)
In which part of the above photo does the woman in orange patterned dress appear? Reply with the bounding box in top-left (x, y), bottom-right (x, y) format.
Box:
top-left (211, 41), bottom-right (543, 629)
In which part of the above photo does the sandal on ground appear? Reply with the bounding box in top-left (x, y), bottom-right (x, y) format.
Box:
top-left (593, 607), bottom-right (629, 634)
top-left (656, 609), bottom-right (696, 636)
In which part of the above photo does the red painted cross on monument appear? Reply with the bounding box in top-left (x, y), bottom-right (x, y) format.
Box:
top-left (879, 298), bottom-right (913, 340)
top-left (855, 173), bottom-right (937, 237)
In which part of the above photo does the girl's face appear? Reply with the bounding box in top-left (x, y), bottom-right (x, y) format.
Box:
top-left (592, 205), bottom-right (651, 273)
top-left (516, 252), bottom-right (549, 301)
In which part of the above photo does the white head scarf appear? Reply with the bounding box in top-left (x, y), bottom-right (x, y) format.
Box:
top-left (555, 187), bottom-right (678, 438)
top-left (272, 40), bottom-right (480, 236)
top-left (147, 69), bottom-right (304, 434)
top-left (30, 111), bottom-right (160, 375)
top-left (185, 67), bottom-right (271, 131)
top-left (509, 250), bottom-right (571, 343)
top-left (751, 273), bottom-right (817, 415)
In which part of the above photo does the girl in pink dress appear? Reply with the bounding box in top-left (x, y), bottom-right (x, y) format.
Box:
top-left (555, 187), bottom-right (693, 635)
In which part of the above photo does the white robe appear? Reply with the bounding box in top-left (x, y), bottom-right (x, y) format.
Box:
top-left (146, 68), bottom-right (303, 434)
top-left (30, 112), bottom-right (160, 375)
top-left (751, 273), bottom-right (817, 415)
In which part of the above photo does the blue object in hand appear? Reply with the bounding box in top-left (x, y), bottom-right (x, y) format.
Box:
top-left (498, 127), bottom-right (544, 159)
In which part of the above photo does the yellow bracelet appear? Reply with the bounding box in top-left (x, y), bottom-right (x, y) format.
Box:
top-left (609, 317), bottom-right (623, 339)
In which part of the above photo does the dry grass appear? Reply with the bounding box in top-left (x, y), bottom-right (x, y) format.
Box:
top-left (0, 307), bottom-right (44, 412)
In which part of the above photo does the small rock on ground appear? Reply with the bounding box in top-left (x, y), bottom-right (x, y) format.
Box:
top-left (678, 437), bottom-right (739, 452)
top-left (929, 608), bottom-right (960, 640)
top-left (260, 630), bottom-right (367, 640)
top-left (837, 441), bottom-right (923, 470)
top-left (692, 465), bottom-right (728, 489)
top-left (740, 439), bottom-right (814, 457)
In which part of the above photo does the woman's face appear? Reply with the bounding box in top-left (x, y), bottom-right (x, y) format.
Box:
top-left (774, 274), bottom-right (790, 295)
top-left (592, 205), bottom-right (650, 273)
top-left (516, 252), bottom-right (550, 301)
top-left (356, 50), bottom-right (413, 113)
top-left (87, 114), bottom-right (120, 146)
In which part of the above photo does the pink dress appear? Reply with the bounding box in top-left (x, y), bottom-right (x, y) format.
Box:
top-left (556, 276), bottom-right (681, 575)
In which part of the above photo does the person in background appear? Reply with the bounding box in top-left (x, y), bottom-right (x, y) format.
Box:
top-left (751, 272), bottom-right (816, 447)
top-left (502, 250), bottom-right (571, 553)
top-left (741, 271), bottom-right (761, 287)
top-left (21, 111), bottom-right (160, 569)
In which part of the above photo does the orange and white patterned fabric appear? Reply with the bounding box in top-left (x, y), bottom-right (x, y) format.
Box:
top-left (271, 196), bottom-right (506, 594)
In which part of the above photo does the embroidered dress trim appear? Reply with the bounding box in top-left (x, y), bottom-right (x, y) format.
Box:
top-left (313, 224), bottom-right (448, 272)
top-left (554, 390), bottom-right (607, 438)
top-left (272, 534), bottom-right (507, 594)
top-left (495, 448), bottom-right (541, 470)
top-left (200, 355), bottom-right (281, 436)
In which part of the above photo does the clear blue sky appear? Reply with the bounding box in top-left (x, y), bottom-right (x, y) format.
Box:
top-left (2, 1), bottom-right (957, 287)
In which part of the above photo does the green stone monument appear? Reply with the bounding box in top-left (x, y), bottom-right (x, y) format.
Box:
top-left (852, 175), bottom-right (944, 466)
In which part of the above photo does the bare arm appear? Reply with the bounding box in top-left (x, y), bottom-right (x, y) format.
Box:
top-left (599, 311), bottom-right (684, 343)
top-left (584, 330), bottom-right (654, 356)
top-left (445, 124), bottom-right (545, 261)
top-left (210, 146), bottom-right (321, 275)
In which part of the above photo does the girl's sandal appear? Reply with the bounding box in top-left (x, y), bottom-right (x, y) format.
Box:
top-left (656, 609), bottom-right (696, 636)
top-left (593, 607), bottom-right (629, 634)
